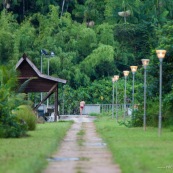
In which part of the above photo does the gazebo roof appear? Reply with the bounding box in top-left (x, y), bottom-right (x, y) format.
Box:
top-left (15, 55), bottom-right (67, 93)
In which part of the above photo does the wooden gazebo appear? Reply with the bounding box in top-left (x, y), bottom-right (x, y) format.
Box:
top-left (15, 54), bottom-right (67, 121)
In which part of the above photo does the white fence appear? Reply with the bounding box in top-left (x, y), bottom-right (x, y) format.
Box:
top-left (83, 104), bottom-right (100, 114)
top-left (82, 104), bottom-right (132, 115)
top-left (37, 103), bottom-right (132, 116)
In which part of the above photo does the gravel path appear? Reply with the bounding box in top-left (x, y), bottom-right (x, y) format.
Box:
top-left (43, 115), bottom-right (121, 173)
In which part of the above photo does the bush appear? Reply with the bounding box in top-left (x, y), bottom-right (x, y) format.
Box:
top-left (128, 98), bottom-right (173, 128)
top-left (162, 92), bottom-right (173, 127)
top-left (13, 105), bottom-right (37, 131)
top-left (145, 98), bottom-right (159, 127)
top-left (0, 115), bottom-right (28, 138)
top-left (124, 99), bottom-right (159, 128)
top-left (0, 65), bottom-right (35, 138)
top-left (129, 108), bottom-right (143, 127)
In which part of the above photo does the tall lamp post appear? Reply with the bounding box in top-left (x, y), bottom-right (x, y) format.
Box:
top-left (156, 49), bottom-right (167, 136)
top-left (141, 59), bottom-right (150, 131)
top-left (118, 10), bottom-right (131, 24)
top-left (48, 51), bottom-right (55, 75)
top-left (123, 71), bottom-right (129, 121)
top-left (40, 50), bottom-right (47, 101)
top-left (40, 50), bottom-right (55, 75)
top-left (40, 50), bottom-right (55, 105)
top-left (41, 49), bottom-right (49, 74)
top-left (47, 51), bottom-right (55, 107)
top-left (130, 66), bottom-right (138, 119)
top-left (112, 77), bottom-right (116, 119)
top-left (41, 50), bottom-right (43, 73)
top-left (114, 75), bottom-right (119, 122)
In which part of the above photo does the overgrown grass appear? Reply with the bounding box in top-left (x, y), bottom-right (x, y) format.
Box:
top-left (77, 123), bottom-right (85, 146)
top-left (0, 121), bottom-right (72, 173)
top-left (95, 115), bottom-right (173, 173)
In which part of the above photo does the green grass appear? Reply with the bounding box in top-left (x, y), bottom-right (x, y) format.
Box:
top-left (77, 129), bottom-right (85, 136)
top-left (0, 121), bottom-right (72, 173)
top-left (77, 124), bottom-right (85, 146)
top-left (95, 116), bottom-right (173, 173)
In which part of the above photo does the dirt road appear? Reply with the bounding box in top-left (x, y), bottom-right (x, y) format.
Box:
top-left (43, 115), bottom-right (121, 173)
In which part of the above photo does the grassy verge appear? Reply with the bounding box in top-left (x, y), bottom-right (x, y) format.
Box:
top-left (95, 115), bottom-right (173, 173)
top-left (0, 121), bottom-right (72, 173)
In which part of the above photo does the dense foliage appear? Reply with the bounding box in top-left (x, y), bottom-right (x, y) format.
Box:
top-left (0, 65), bottom-right (32, 137)
top-left (0, 0), bottom-right (173, 126)
top-left (13, 105), bottom-right (37, 131)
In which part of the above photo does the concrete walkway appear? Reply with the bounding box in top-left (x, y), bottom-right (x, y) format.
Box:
top-left (43, 115), bottom-right (121, 173)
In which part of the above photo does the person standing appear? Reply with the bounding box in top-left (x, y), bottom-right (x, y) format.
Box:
top-left (80, 101), bottom-right (85, 115)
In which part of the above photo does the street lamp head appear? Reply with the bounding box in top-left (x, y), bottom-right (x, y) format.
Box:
top-left (130, 66), bottom-right (138, 74)
top-left (114, 75), bottom-right (119, 81)
top-left (123, 71), bottom-right (130, 77)
top-left (51, 51), bottom-right (55, 57)
top-left (41, 49), bottom-right (49, 55)
top-left (118, 10), bottom-right (131, 17)
top-left (156, 50), bottom-right (166, 59)
top-left (141, 59), bottom-right (150, 69)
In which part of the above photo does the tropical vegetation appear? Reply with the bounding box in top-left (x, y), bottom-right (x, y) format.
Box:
top-left (0, 65), bottom-right (32, 137)
top-left (0, 0), bottom-right (173, 129)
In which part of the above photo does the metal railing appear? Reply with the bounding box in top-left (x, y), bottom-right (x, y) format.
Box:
top-left (100, 104), bottom-right (131, 113)
top-left (59, 104), bottom-right (132, 115)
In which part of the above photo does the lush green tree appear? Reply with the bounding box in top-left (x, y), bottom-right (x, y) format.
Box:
top-left (72, 0), bottom-right (105, 23)
top-left (13, 18), bottom-right (36, 60)
top-left (80, 44), bottom-right (114, 79)
top-left (0, 65), bottom-right (31, 138)
top-left (0, 1), bottom-right (173, 127)
top-left (0, 10), bottom-right (18, 64)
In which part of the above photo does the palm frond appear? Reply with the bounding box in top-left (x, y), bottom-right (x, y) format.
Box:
top-left (17, 77), bottom-right (36, 93)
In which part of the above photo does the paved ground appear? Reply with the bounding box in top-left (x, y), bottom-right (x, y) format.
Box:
top-left (43, 115), bottom-right (121, 173)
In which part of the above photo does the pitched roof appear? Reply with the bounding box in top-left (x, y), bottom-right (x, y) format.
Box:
top-left (16, 56), bottom-right (67, 92)
top-left (16, 56), bottom-right (67, 83)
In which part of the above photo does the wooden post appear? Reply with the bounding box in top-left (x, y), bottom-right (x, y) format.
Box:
top-left (34, 84), bottom-right (57, 111)
top-left (54, 85), bottom-right (58, 122)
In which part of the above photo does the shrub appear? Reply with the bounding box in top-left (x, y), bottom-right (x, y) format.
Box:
top-left (0, 65), bottom-right (34, 138)
top-left (124, 99), bottom-right (159, 128)
top-left (0, 115), bottom-right (28, 138)
top-left (162, 92), bottom-right (173, 127)
top-left (13, 105), bottom-right (37, 131)
top-left (128, 108), bottom-right (143, 127)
